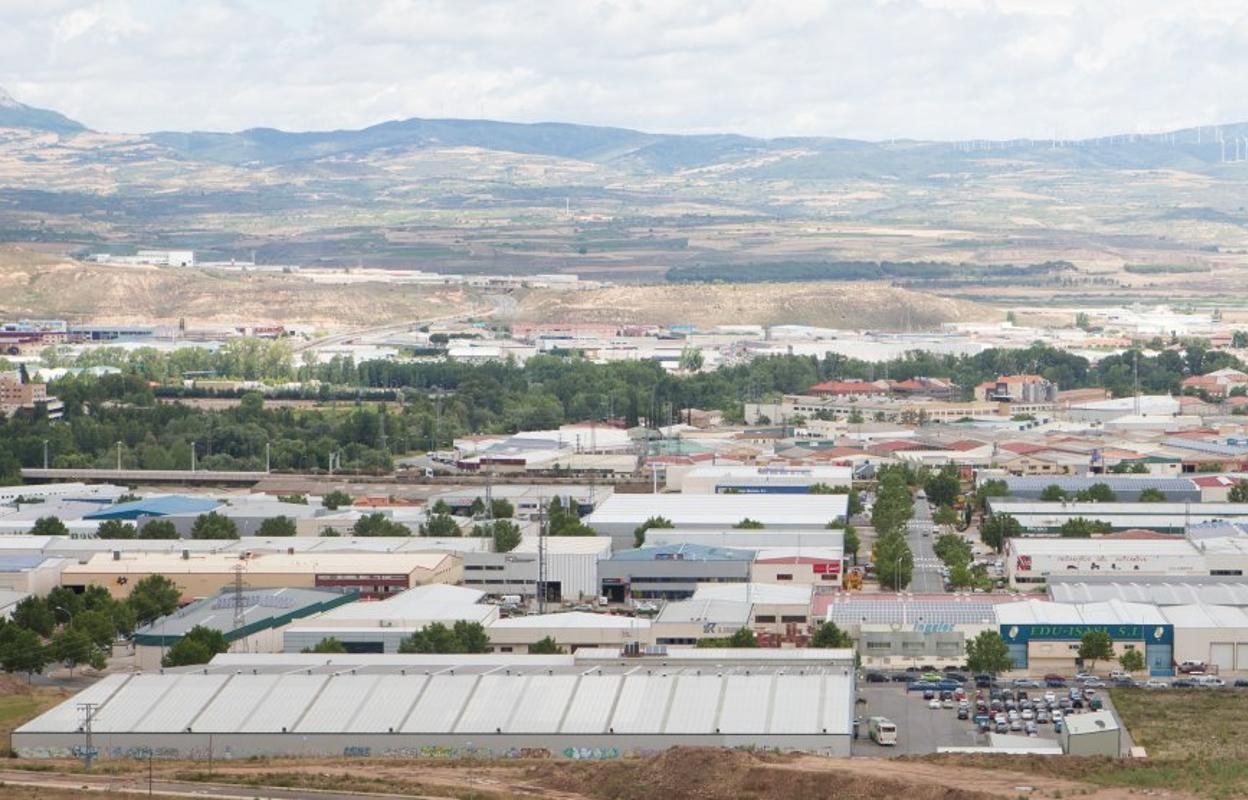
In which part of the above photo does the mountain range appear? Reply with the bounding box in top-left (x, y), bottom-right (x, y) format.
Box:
top-left (4, 85), bottom-right (1248, 176)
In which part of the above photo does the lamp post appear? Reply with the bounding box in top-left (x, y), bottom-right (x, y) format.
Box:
top-left (43, 439), bottom-right (48, 470)
top-left (190, 441), bottom-right (196, 473)
top-left (115, 441), bottom-right (123, 471)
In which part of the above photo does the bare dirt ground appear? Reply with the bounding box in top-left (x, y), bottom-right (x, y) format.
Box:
top-left (1, 747), bottom-right (1202, 800)
top-left (517, 281), bottom-right (999, 328)
top-left (0, 246), bottom-right (483, 328)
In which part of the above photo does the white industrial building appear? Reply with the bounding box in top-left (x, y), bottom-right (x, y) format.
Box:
top-left (645, 529), bottom-right (844, 551)
top-left (586, 494), bottom-right (848, 549)
top-left (461, 536), bottom-right (612, 603)
top-left (987, 500), bottom-right (1248, 533)
top-left (283, 584), bottom-right (497, 654)
top-left (666, 465), bottom-right (853, 494)
top-left (1005, 537), bottom-right (1219, 587)
top-left (14, 655), bottom-right (855, 759)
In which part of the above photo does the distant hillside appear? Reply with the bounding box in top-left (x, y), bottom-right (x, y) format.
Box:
top-left (0, 87), bottom-right (86, 135)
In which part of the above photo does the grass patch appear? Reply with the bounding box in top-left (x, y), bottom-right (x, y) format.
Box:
top-left (1110, 688), bottom-right (1246, 760)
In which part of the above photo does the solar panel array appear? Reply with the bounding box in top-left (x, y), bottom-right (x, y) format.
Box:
top-left (824, 597), bottom-right (1002, 626)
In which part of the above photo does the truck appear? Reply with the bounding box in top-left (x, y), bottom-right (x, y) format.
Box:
top-left (867, 716), bottom-right (897, 746)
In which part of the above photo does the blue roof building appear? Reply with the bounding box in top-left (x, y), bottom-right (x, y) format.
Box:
top-left (600, 544), bottom-right (754, 601)
top-left (85, 495), bottom-right (221, 521)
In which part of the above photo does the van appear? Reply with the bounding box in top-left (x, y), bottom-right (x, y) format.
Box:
top-left (1192, 675), bottom-right (1226, 688)
top-left (868, 716), bottom-right (897, 746)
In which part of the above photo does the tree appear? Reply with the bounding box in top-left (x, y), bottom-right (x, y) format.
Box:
top-left (191, 511), bottom-right (239, 540)
top-left (1078, 630), bottom-right (1114, 672)
top-left (633, 515), bottom-right (674, 548)
top-left (842, 524), bottom-right (860, 564)
top-left (52, 627), bottom-right (103, 675)
top-left (97, 519), bottom-right (137, 539)
top-left (1060, 517), bottom-right (1113, 538)
top-left (980, 513), bottom-right (1022, 553)
top-left (490, 498), bottom-right (514, 519)
top-left (933, 505), bottom-right (959, 527)
top-left (965, 630), bottom-right (1014, 675)
top-left (431, 499), bottom-right (451, 515)
top-left (1039, 484), bottom-right (1068, 502)
top-left (972, 479), bottom-right (1010, 511)
top-left (874, 532), bottom-right (913, 591)
top-left (257, 515), bottom-right (297, 537)
top-left (11, 596), bottom-right (55, 637)
top-left (69, 610), bottom-right (117, 649)
top-left (417, 513), bottom-right (457, 537)
top-left (678, 346), bottom-right (704, 372)
top-left (353, 513), bottom-right (414, 537)
top-left (302, 637), bottom-right (348, 654)
top-left (1118, 648), bottom-right (1145, 674)
top-left (473, 519), bottom-right (522, 553)
top-left (322, 490), bottom-right (353, 510)
top-left (138, 519), bottom-right (179, 539)
top-left (1075, 483), bottom-right (1118, 503)
top-left (1137, 488), bottom-right (1166, 503)
top-left (162, 625), bottom-right (229, 667)
top-left (30, 516), bottom-right (69, 536)
top-left (734, 518), bottom-right (765, 529)
top-left (1229, 482), bottom-right (1248, 503)
top-left (923, 469), bottom-right (961, 508)
top-left (933, 532), bottom-right (972, 566)
top-left (698, 627), bottom-right (759, 648)
top-left (397, 621), bottom-right (490, 654)
top-left (528, 636), bottom-right (564, 654)
top-left (277, 494), bottom-right (308, 505)
top-left (546, 498), bottom-right (596, 536)
top-left (810, 621), bottom-right (853, 649)
top-left (127, 574), bottom-right (181, 625)
top-left (469, 497), bottom-right (486, 517)
top-left (0, 625), bottom-right (49, 679)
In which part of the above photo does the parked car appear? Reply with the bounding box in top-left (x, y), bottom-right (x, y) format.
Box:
top-left (921, 671), bottom-right (944, 682)
top-left (1178, 661), bottom-right (1208, 675)
top-left (1172, 679), bottom-right (1197, 688)
top-left (942, 698), bottom-right (955, 708)
top-left (957, 707), bottom-right (969, 720)
top-left (865, 672), bottom-right (889, 683)
top-left (1112, 678), bottom-right (1137, 688)
top-left (892, 674), bottom-right (913, 683)
top-left (928, 698), bottom-right (942, 709)
top-left (1009, 719), bottom-right (1023, 731)
top-left (1193, 675), bottom-right (1226, 688)
top-left (1045, 678), bottom-right (1067, 688)
top-left (1025, 721), bottom-right (1038, 736)
top-left (1081, 678), bottom-right (1106, 688)
top-left (1053, 720), bottom-right (1064, 734)
top-left (974, 674), bottom-right (994, 688)
top-left (1074, 671), bottom-right (1095, 681)
top-left (1233, 679), bottom-right (1248, 688)
top-left (1012, 678), bottom-right (1042, 688)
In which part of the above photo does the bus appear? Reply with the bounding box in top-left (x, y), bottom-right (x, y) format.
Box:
top-left (868, 716), bottom-right (897, 746)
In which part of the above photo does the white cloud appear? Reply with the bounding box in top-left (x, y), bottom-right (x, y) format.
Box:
top-left (1, 0), bottom-right (1247, 140)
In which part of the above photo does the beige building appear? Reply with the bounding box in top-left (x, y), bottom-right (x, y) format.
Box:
top-left (487, 611), bottom-right (653, 653)
top-left (60, 551), bottom-right (462, 602)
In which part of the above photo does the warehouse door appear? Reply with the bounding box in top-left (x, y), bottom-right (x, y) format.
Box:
top-left (1237, 644), bottom-right (1248, 670)
top-left (1210, 642), bottom-right (1234, 673)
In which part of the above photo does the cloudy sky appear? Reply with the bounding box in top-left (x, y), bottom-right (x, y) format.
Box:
top-left (2, 0), bottom-right (1246, 141)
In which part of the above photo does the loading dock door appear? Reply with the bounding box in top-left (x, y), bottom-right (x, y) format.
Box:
top-left (1238, 644), bottom-right (1248, 670)
top-left (1210, 642), bottom-right (1234, 673)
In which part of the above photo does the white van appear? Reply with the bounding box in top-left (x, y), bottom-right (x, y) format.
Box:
top-left (1192, 675), bottom-right (1226, 688)
top-left (868, 716), bottom-right (897, 745)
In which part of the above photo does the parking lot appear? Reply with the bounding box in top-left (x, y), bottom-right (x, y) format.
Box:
top-left (851, 679), bottom-right (1116, 757)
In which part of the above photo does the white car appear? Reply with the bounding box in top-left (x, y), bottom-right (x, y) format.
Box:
top-left (1143, 679), bottom-right (1169, 689)
top-left (1020, 709), bottom-right (1035, 721)
top-left (1043, 691), bottom-right (1056, 703)
top-left (929, 698), bottom-right (942, 709)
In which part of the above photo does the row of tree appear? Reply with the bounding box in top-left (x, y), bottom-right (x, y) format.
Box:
top-left (872, 465), bottom-right (915, 590)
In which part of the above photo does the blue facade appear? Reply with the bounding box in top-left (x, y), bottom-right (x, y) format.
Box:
top-left (1000, 623), bottom-right (1175, 676)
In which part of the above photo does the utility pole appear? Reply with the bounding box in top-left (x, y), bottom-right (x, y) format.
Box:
top-left (232, 562), bottom-right (246, 631)
top-left (42, 439), bottom-right (48, 470)
top-left (537, 502), bottom-right (548, 615)
top-left (115, 441), bottom-right (122, 471)
top-left (78, 702), bottom-right (98, 771)
top-left (191, 441), bottom-right (196, 473)
top-left (265, 441), bottom-right (271, 474)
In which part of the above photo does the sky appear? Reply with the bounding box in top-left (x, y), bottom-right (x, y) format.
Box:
top-left (2, 0), bottom-right (1248, 141)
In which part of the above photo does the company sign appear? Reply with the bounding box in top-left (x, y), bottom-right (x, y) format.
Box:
top-left (1001, 623), bottom-right (1172, 645)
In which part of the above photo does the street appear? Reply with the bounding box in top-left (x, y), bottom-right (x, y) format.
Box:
top-left (906, 496), bottom-right (945, 594)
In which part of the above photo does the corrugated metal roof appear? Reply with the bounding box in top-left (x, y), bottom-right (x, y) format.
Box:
top-left (85, 495), bottom-right (221, 520)
top-left (587, 494), bottom-right (847, 527)
top-left (21, 664), bottom-right (854, 737)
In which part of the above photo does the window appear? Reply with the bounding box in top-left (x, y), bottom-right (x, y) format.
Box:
top-left (780, 615), bottom-right (807, 624)
top-left (776, 573), bottom-right (793, 581)
top-left (754, 615), bottom-right (777, 623)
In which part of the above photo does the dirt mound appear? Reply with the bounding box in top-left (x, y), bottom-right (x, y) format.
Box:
top-left (0, 246), bottom-right (480, 327)
top-left (515, 282), bottom-right (998, 329)
top-left (527, 747), bottom-right (999, 800)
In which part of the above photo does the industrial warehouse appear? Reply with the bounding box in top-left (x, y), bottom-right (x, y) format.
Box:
top-left (13, 650), bottom-right (857, 760)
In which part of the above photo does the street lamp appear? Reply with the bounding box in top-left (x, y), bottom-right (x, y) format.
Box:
top-left (190, 441), bottom-right (196, 473)
top-left (42, 439), bottom-right (49, 470)
top-left (115, 441), bottom-right (123, 471)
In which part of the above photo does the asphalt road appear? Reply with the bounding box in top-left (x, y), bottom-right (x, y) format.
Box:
top-left (906, 497), bottom-right (946, 594)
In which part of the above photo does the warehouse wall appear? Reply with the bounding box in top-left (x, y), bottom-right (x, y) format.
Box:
top-left (13, 731), bottom-right (851, 760)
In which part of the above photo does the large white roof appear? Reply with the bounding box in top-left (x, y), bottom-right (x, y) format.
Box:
top-left (21, 663), bottom-right (853, 736)
top-left (692, 582), bottom-right (813, 606)
top-left (995, 598), bottom-right (1168, 626)
top-left (489, 611), bottom-right (651, 630)
top-left (587, 494), bottom-right (847, 526)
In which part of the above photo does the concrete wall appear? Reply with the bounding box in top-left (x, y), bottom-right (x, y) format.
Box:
top-left (13, 731), bottom-right (851, 761)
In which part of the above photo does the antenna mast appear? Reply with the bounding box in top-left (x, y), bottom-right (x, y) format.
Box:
top-left (232, 562), bottom-right (246, 631)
